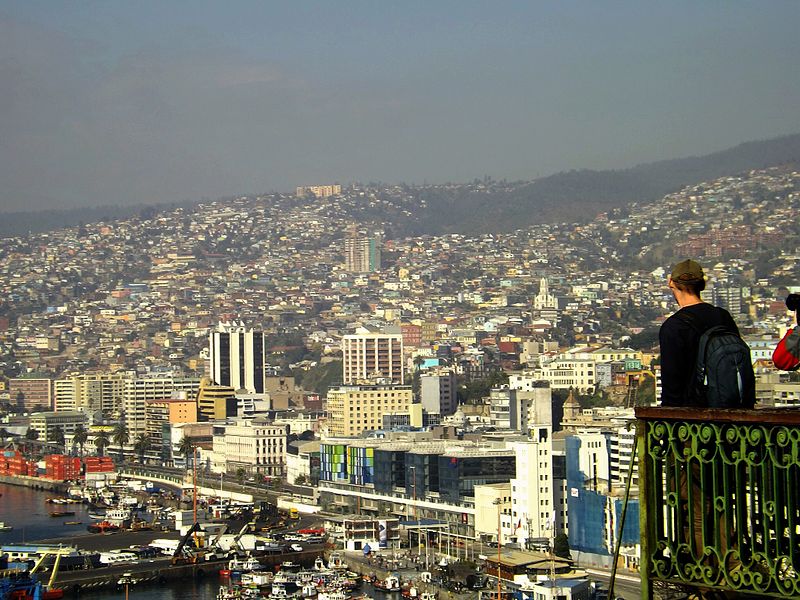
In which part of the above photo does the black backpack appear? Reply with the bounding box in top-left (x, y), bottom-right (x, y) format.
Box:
top-left (679, 312), bottom-right (756, 408)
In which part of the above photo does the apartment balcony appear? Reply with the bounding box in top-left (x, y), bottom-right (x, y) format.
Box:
top-left (637, 406), bottom-right (800, 599)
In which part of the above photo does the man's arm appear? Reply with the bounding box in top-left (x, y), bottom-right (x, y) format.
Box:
top-left (659, 320), bottom-right (687, 406)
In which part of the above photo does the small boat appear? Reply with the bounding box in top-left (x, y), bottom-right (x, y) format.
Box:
top-left (49, 511), bottom-right (76, 517)
top-left (117, 572), bottom-right (139, 587)
top-left (240, 571), bottom-right (273, 586)
top-left (327, 552), bottom-right (347, 570)
top-left (373, 575), bottom-right (400, 593)
top-left (63, 521), bottom-right (83, 526)
top-left (87, 520), bottom-right (120, 533)
top-left (0, 521), bottom-right (13, 532)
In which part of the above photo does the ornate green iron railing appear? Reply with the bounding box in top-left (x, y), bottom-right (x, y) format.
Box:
top-left (637, 407), bottom-right (800, 599)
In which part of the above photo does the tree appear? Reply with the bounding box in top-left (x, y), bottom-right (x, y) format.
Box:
top-left (112, 422), bottom-right (129, 462)
top-left (95, 430), bottom-right (110, 457)
top-left (553, 532), bottom-right (572, 559)
top-left (72, 424), bottom-right (88, 457)
top-left (49, 426), bottom-right (66, 453)
top-left (178, 436), bottom-right (195, 469)
top-left (236, 467), bottom-right (246, 489)
top-left (24, 426), bottom-right (38, 454)
top-left (294, 474), bottom-right (308, 486)
top-left (132, 434), bottom-right (151, 463)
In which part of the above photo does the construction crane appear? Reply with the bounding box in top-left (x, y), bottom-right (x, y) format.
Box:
top-left (171, 522), bottom-right (204, 565)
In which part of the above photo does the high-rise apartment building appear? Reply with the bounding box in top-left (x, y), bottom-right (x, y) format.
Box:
top-left (54, 372), bottom-right (130, 414)
top-left (342, 329), bottom-right (404, 385)
top-left (344, 234), bottom-right (381, 273)
top-left (145, 398), bottom-right (198, 459)
top-left (208, 322), bottom-right (266, 394)
top-left (9, 378), bottom-right (53, 411)
top-left (122, 376), bottom-right (200, 439)
top-left (296, 184), bottom-right (342, 198)
top-left (326, 384), bottom-right (413, 437)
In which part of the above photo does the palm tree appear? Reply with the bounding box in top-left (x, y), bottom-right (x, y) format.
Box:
top-left (49, 426), bottom-right (66, 454)
top-left (112, 422), bottom-right (129, 463)
top-left (24, 427), bottom-right (38, 454)
top-left (72, 424), bottom-right (88, 457)
top-left (178, 436), bottom-right (194, 469)
top-left (132, 434), bottom-right (151, 464)
top-left (94, 430), bottom-right (110, 457)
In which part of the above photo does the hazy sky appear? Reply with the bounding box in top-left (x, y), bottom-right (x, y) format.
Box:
top-left (2, 1), bottom-right (799, 212)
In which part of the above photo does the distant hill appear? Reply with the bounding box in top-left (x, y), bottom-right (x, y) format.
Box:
top-left (0, 203), bottom-right (194, 238)
top-left (2, 133), bottom-right (799, 237)
top-left (410, 133), bottom-right (800, 233)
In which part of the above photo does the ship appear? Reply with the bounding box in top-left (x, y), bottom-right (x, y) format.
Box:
top-left (0, 570), bottom-right (64, 599)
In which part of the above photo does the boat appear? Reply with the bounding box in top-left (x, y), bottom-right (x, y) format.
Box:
top-left (49, 511), bottom-right (75, 517)
top-left (63, 521), bottom-right (83, 526)
top-left (227, 556), bottom-right (262, 573)
top-left (217, 585), bottom-right (240, 600)
top-left (104, 507), bottom-right (132, 523)
top-left (87, 520), bottom-right (120, 533)
top-left (240, 571), bottom-right (273, 586)
top-left (268, 583), bottom-right (293, 599)
top-left (317, 592), bottom-right (348, 600)
top-left (327, 552), bottom-right (347, 570)
top-left (0, 522), bottom-right (12, 532)
top-left (373, 575), bottom-right (400, 593)
top-left (117, 572), bottom-right (140, 587)
top-left (0, 572), bottom-right (64, 599)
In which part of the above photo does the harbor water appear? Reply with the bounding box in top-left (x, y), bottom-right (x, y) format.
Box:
top-left (0, 482), bottom-right (95, 545)
top-left (0, 482), bottom-right (406, 600)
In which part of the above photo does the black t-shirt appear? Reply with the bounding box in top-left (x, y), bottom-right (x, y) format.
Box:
top-left (659, 303), bottom-right (740, 407)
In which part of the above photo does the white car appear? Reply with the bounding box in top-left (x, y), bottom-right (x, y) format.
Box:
top-left (290, 544), bottom-right (303, 552)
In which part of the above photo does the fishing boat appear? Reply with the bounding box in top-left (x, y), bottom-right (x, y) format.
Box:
top-left (63, 521), bottom-right (83, 526)
top-left (373, 575), bottom-right (400, 593)
top-left (49, 511), bottom-right (75, 517)
top-left (87, 520), bottom-right (120, 533)
top-left (0, 522), bottom-right (12, 532)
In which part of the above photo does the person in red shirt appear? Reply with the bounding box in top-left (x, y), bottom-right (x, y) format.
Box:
top-left (773, 293), bottom-right (800, 371)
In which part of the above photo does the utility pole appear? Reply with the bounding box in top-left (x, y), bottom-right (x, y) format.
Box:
top-left (494, 497), bottom-right (502, 600)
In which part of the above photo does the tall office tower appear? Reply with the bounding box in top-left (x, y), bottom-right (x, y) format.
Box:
top-left (326, 384), bottom-right (413, 437)
top-left (342, 328), bottom-right (404, 384)
top-left (208, 322), bottom-right (266, 394)
top-left (344, 232), bottom-right (381, 273)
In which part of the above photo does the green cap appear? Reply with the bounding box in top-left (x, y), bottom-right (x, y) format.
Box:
top-left (671, 259), bottom-right (704, 283)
